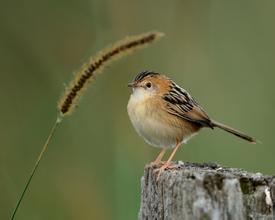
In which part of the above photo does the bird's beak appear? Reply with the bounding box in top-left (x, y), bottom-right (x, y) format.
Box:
top-left (127, 82), bottom-right (136, 88)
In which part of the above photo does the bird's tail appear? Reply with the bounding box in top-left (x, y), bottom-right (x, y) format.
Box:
top-left (211, 120), bottom-right (257, 143)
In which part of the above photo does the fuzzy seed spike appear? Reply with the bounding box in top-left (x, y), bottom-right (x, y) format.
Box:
top-left (58, 31), bottom-right (164, 116)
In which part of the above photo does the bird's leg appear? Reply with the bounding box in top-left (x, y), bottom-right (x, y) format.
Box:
top-left (156, 141), bottom-right (181, 180)
top-left (151, 148), bottom-right (166, 165)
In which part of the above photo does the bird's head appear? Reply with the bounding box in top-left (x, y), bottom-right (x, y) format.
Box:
top-left (128, 71), bottom-right (170, 99)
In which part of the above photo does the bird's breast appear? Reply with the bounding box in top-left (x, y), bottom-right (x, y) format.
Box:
top-left (127, 94), bottom-right (194, 148)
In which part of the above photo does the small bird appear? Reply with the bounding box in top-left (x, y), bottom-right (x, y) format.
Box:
top-left (127, 71), bottom-right (257, 177)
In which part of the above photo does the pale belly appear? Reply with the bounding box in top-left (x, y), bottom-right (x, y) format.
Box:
top-left (127, 96), bottom-right (197, 148)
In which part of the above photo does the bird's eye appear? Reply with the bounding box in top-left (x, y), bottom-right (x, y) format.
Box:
top-left (146, 82), bottom-right (152, 88)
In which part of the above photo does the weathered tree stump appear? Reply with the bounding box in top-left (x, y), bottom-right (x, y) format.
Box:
top-left (139, 162), bottom-right (275, 220)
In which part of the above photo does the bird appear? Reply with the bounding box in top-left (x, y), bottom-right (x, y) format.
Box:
top-left (127, 70), bottom-right (257, 178)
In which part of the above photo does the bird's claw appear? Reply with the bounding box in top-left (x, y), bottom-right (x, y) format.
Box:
top-left (154, 162), bottom-right (178, 180)
top-left (149, 161), bottom-right (166, 167)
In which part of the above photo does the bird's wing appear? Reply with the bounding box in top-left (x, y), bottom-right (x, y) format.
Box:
top-left (162, 83), bottom-right (213, 128)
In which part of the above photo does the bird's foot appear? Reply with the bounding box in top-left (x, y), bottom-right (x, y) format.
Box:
top-left (146, 161), bottom-right (165, 169)
top-left (149, 160), bottom-right (166, 167)
top-left (154, 162), bottom-right (178, 180)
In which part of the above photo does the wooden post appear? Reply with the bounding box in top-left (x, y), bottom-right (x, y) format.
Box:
top-left (139, 162), bottom-right (275, 220)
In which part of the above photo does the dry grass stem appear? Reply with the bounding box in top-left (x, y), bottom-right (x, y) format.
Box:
top-left (11, 31), bottom-right (164, 220)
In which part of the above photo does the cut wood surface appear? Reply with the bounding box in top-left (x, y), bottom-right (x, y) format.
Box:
top-left (139, 162), bottom-right (275, 220)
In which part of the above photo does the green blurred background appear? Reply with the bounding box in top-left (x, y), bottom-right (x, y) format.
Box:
top-left (1, 0), bottom-right (274, 219)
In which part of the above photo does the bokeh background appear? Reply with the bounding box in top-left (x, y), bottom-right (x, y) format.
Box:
top-left (1, 1), bottom-right (275, 219)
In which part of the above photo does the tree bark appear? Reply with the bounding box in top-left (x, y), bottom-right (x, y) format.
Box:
top-left (139, 162), bottom-right (275, 220)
